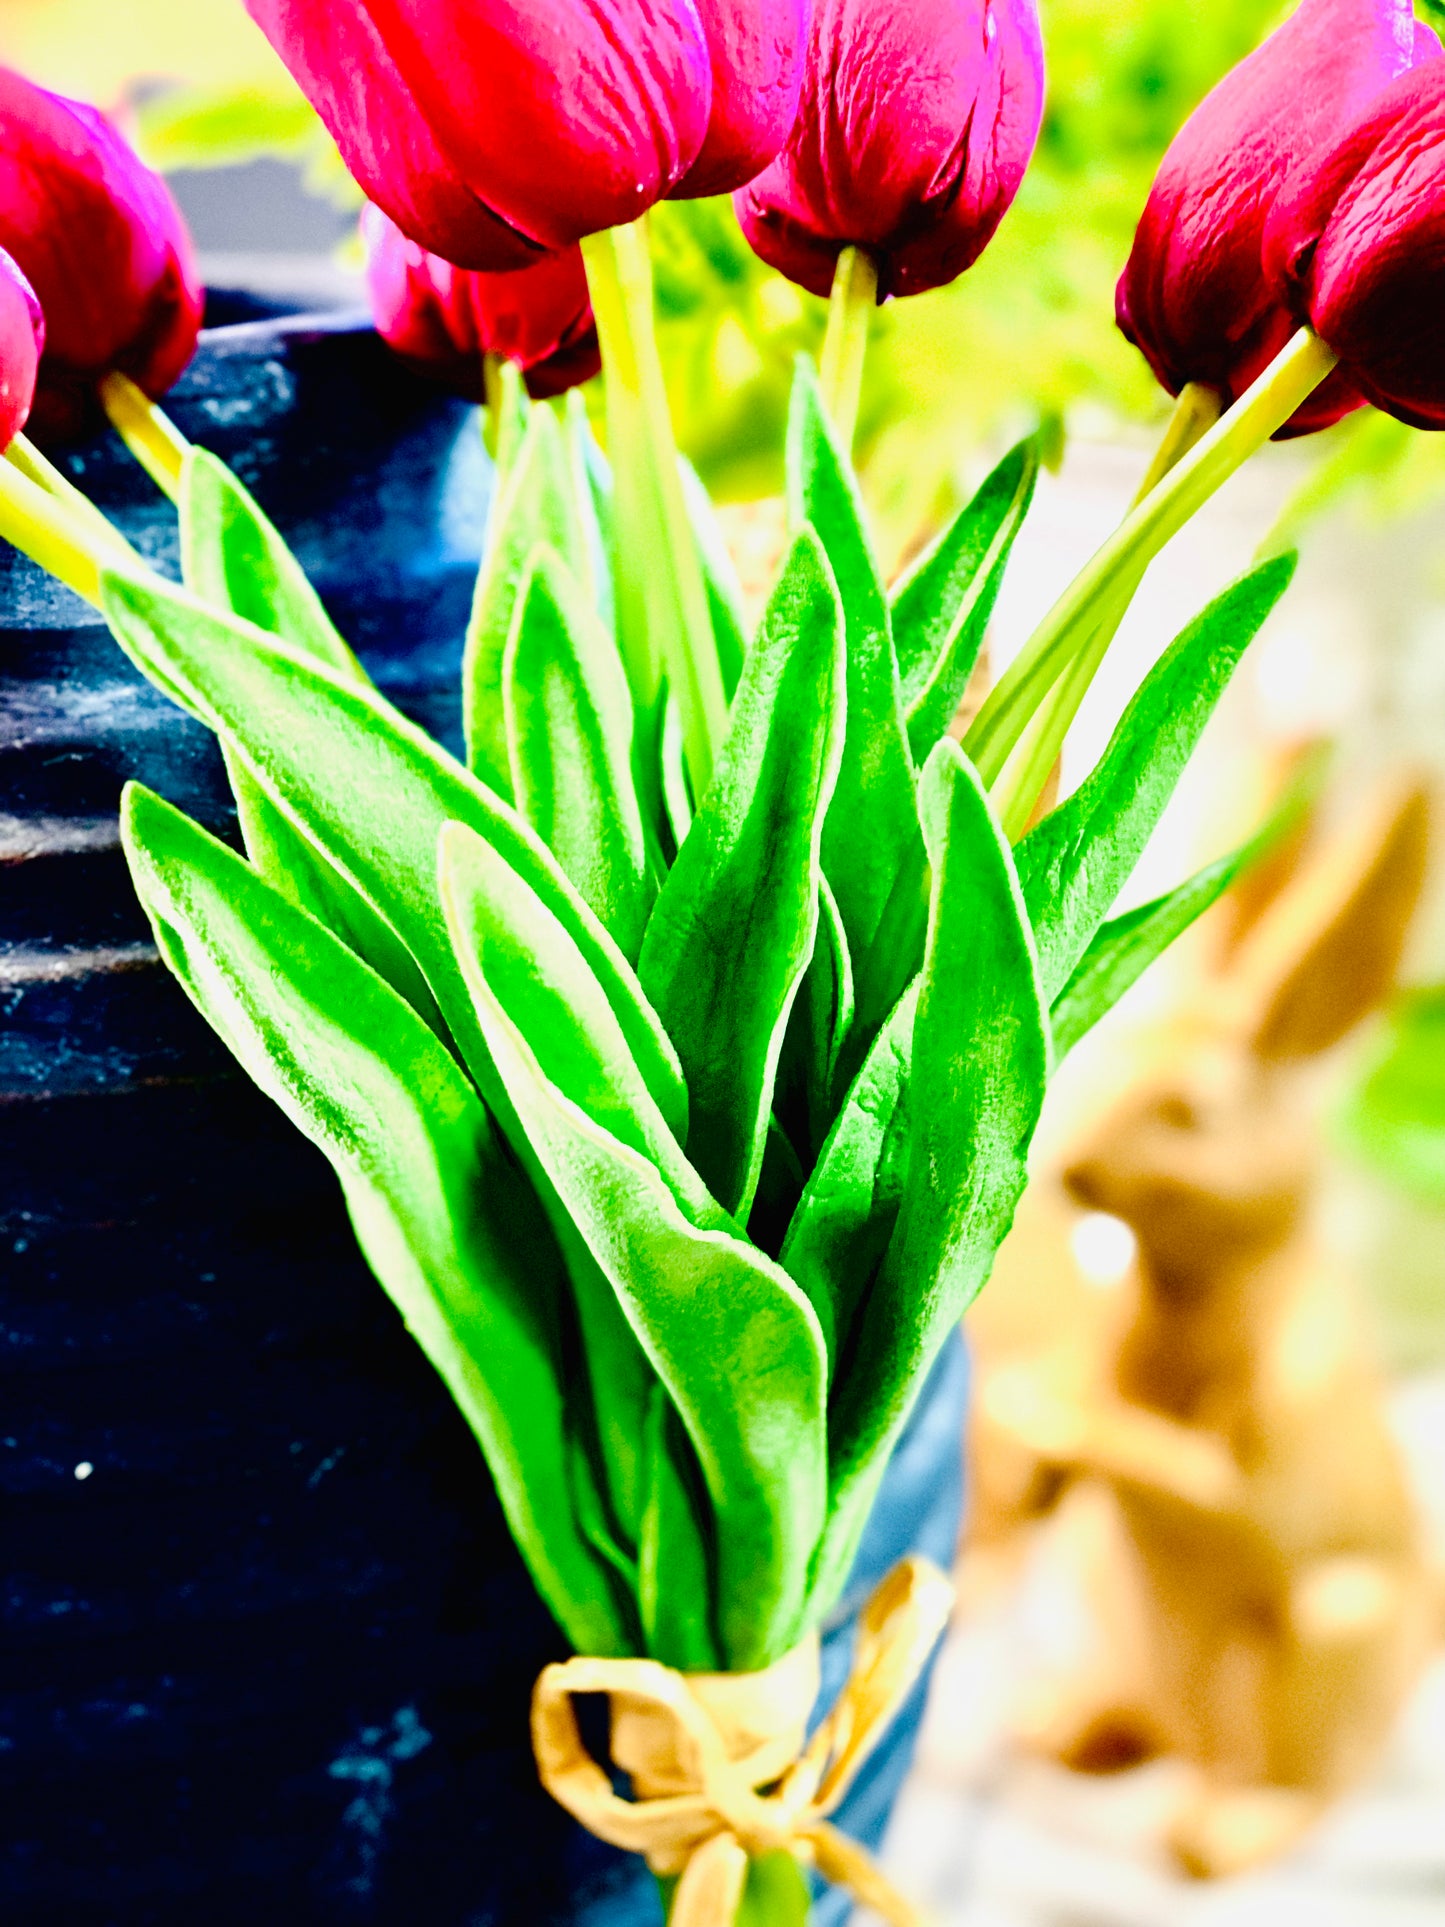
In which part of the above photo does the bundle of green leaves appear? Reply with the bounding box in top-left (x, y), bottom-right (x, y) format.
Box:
top-left (104, 354), bottom-right (1292, 1676)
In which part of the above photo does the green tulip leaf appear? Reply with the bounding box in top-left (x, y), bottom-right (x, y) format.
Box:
top-left (563, 388), bottom-right (615, 636)
top-left (454, 924), bottom-right (829, 1672)
top-left (179, 445), bottom-right (362, 678)
top-left (566, 1401), bottom-right (644, 1608)
top-left (217, 742), bottom-right (445, 1033)
top-left (746, 1114), bottom-right (809, 1259)
top-left (1016, 552), bottom-right (1296, 1003)
top-left (557, 404), bottom-right (676, 852)
top-left (1049, 772), bottom-right (1312, 1061)
top-left (819, 743), bottom-right (1046, 1608)
top-left (780, 978), bottom-right (917, 1376)
top-left (464, 402), bottom-right (586, 796)
top-left (439, 820), bottom-right (697, 1200)
top-left (177, 443), bottom-right (440, 1028)
top-left (811, 875), bottom-right (854, 1104)
top-left (639, 525), bottom-right (845, 1221)
top-left (119, 780), bottom-right (629, 1660)
top-left (638, 1386), bottom-right (719, 1670)
top-left (785, 356), bottom-right (927, 1048)
top-left (776, 873), bottom-right (855, 1164)
top-left (1054, 855), bottom-right (1241, 1059)
top-left (891, 437), bottom-right (1038, 761)
top-left (660, 689), bottom-right (695, 854)
top-left (1048, 747), bottom-right (1322, 1059)
top-left (98, 567), bottom-right (688, 1145)
top-left (438, 817), bottom-right (692, 1552)
top-left (502, 544), bottom-right (653, 960)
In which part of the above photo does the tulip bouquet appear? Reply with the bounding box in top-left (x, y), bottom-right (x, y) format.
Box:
top-left (5, 0), bottom-right (1445, 1920)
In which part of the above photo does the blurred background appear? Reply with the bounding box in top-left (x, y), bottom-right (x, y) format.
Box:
top-left (5, 1), bottom-right (1445, 1920)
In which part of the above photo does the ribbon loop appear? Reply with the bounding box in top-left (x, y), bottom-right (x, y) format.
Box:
top-left (531, 1554), bottom-right (954, 1925)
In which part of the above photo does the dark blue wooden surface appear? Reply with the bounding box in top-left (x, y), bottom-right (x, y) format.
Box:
top-left (0, 313), bottom-right (966, 1925)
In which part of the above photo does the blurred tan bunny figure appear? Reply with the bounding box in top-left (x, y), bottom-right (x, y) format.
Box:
top-left (987, 779), bottom-right (1437, 1877)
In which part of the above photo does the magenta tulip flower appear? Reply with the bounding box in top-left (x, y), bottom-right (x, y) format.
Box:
top-left (1264, 58), bottom-right (1445, 430)
top-left (1116, 0), bottom-right (1439, 437)
top-left (733, 0), bottom-right (1045, 301)
top-left (0, 67), bottom-right (203, 443)
top-left (0, 246), bottom-right (43, 450)
top-left (674, 0), bottom-right (814, 199)
top-left (362, 204), bottom-right (600, 400)
top-left (244, 0), bottom-right (719, 269)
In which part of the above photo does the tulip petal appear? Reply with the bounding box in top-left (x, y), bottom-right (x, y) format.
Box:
top-left (363, 202), bottom-right (598, 397)
top-left (672, 0), bottom-right (813, 199)
top-left (0, 245), bottom-right (42, 447)
top-left (1265, 57), bottom-right (1445, 429)
top-left (0, 68), bottom-right (202, 437)
top-left (251, 0), bottom-right (713, 257)
top-left (737, 0), bottom-right (1043, 299)
top-left (244, 0), bottom-right (542, 268)
top-left (1117, 0), bottom-right (1428, 426)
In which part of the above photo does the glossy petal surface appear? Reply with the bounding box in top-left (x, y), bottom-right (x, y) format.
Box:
top-left (735, 0), bottom-right (1044, 299)
top-left (0, 67), bottom-right (202, 438)
top-left (0, 244), bottom-right (42, 448)
top-left (1265, 58), bottom-right (1445, 429)
top-left (363, 205), bottom-right (599, 400)
top-left (246, 0), bottom-right (713, 259)
top-left (673, 0), bottom-right (813, 198)
top-left (1116, 0), bottom-right (1435, 432)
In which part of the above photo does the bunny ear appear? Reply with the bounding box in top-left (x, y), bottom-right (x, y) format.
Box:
top-left (1226, 780), bottom-right (1431, 1064)
top-left (1212, 742), bottom-right (1325, 961)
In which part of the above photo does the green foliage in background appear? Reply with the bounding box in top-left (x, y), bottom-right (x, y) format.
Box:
top-left (136, 82), bottom-right (361, 208)
top-left (1346, 985), bottom-right (1445, 1207)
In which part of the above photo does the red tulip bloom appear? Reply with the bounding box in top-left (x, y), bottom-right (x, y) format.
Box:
top-left (362, 204), bottom-right (600, 400)
top-left (733, 0), bottom-right (1045, 300)
top-left (0, 246), bottom-right (43, 450)
top-left (0, 67), bottom-right (202, 442)
top-left (1264, 58), bottom-right (1445, 430)
top-left (244, 0), bottom-right (714, 269)
top-left (1116, 0), bottom-right (1438, 437)
top-left (675, 0), bottom-right (814, 200)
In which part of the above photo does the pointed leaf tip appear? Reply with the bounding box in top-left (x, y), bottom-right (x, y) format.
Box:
top-left (1017, 551), bottom-right (1300, 1005)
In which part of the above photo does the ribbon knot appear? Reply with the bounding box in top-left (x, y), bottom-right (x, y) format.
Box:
top-left (531, 1555), bottom-right (954, 1927)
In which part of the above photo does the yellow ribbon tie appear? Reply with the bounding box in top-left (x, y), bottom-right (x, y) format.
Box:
top-left (531, 1555), bottom-right (954, 1927)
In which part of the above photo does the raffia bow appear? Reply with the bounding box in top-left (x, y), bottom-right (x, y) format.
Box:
top-left (531, 1554), bottom-right (954, 1927)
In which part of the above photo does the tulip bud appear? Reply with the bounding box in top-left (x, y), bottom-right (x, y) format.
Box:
top-left (673, 0), bottom-right (813, 200)
top-left (1264, 58), bottom-right (1445, 430)
top-left (1116, 0), bottom-right (1438, 437)
top-left (243, 0), bottom-right (714, 269)
top-left (0, 246), bottom-right (43, 450)
top-left (733, 0), bottom-right (1045, 300)
top-left (361, 204), bottom-right (599, 401)
top-left (0, 67), bottom-right (203, 443)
